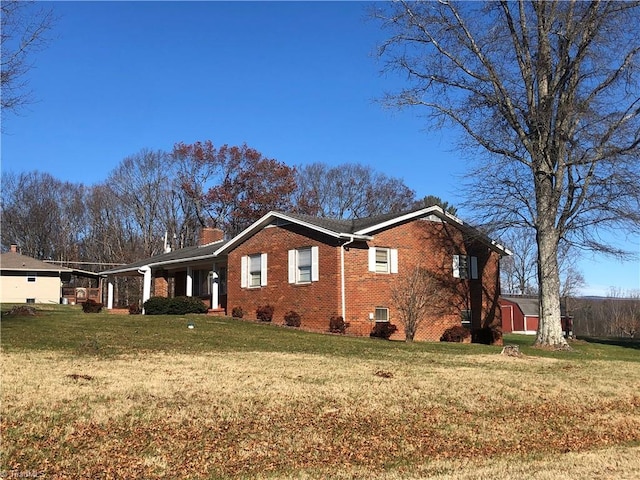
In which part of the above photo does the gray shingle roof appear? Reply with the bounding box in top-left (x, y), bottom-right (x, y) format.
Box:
top-left (100, 207), bottom-right (510, 276)
top-left (100, 240), bottom-right (230, 275)
top-left (0, 251), bottom-right (73, 272)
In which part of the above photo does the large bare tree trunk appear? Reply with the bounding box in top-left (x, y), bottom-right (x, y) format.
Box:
top-left (535, 226), bottom-right (567, 347)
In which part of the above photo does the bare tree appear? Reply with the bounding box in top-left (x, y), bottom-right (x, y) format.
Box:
top-left (500, 227), bottom-right (585, 297)
top-left (1, 0), bottom-right (55, 114)
top-left (607, 288), bottom-right (640, 338)
top-left (500, 227), bottom-right (538, 295)
top-left (375, 1), bottom-right (640, 348)
top-left (0, 171), bottom-right (85, 261)
top-left (293, 162), bottom-right (416, 218)
top-left (106, 149), bottom-right (174, 257)
top-left (391, 265), bottom-right (444, 342)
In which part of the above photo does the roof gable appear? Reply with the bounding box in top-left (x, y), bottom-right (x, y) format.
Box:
top-left (215, 207), bottom-right (511, 256)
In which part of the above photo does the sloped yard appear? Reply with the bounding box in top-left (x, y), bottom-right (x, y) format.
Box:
top-left (2, 306), bottom-right (639, 479)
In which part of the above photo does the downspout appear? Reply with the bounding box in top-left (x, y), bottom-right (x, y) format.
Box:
top-left (340, 236), bottom-right (356, 320)
top-left (138, 265), bottom-right (152, 314)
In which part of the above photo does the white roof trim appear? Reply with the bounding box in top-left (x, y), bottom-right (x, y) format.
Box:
top-left (355, 206), bottom-right (457, 234)
top-left (355, 206), bottom-right (511, 256)
top-left (214, 211), bottom-right (370, 255)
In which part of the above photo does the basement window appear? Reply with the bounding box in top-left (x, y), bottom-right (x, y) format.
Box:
top-left (375, 307), bottom-right (389, 322)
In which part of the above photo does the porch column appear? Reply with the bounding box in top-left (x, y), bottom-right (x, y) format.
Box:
top-left (139, 266), bottom-right (152, 313)
top-left (107, 281), bottom-right (114, 309)
top-left (186, 266), bottom-right (193, 297)
top-left (211, 271), bottom-right (219, 309)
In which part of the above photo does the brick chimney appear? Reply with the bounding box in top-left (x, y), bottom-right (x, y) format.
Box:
top-left (199, 227), bottom-right (224, 246)
top-left (10, 244), bottom-right (18, 253)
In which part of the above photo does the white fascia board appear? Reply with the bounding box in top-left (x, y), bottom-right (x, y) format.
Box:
top-left (147, 253), bottom-right (220, 269)
top-left (354, 206), bottom-right (448, 235)
top-left (214, 212), bottom-right (281, 256)
top-left (213, 211), bottom-right (371, 255)
top-left (354, 206), bottom-right (511, 256)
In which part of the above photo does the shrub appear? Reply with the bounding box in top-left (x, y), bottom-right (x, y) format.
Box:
top-left (370, 322), bottom-right (397, 340)
top-left (82, 299), bottom-right (103, 314)
top-left (167, 296), bottom-right (208, 315)
top-left (440, 325), bottom-right (471, 343)
top-left (329, 315), bottom-right (349, 334)
top-left (128, 304), bottom-right (142, 315)
top-left (256, 305), bottom-right (274, 322)
top-left (284, 310), bottom-right (301, 327)
top-left (143, 296), bottom-right (207, 315)
top-left (232, 306), bottom-right (244, 318)
top-left (143, 296), bottom-right (171, 315)
top-left (5, 305), bottom-right (37, 316)
top-left (473, 327), bottom-right (503, 345)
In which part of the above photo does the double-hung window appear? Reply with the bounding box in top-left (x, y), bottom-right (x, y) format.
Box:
top-left (453, 255), bottom-right (478, 280)
top-left (368, 247), bottom-right (398, 274)
top-left (241, 253), bottom-right (267, 288)
top-left (288, 246), bottom-right (319, 284)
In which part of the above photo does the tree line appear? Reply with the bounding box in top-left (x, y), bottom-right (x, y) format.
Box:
top-left (1, 141), bottom-right (452, 269)
top-left (570, 290), bottom-right (640, 339)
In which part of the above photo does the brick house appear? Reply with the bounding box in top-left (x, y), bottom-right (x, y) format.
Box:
top-left (101, 206), bottom-right (510, 342)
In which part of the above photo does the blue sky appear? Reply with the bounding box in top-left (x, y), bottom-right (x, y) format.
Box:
top-left (2, 1), bottom-right (638, 296)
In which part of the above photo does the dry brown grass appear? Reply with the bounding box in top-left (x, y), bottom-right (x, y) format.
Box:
top-left (2, 350), bottom-right (639, 479)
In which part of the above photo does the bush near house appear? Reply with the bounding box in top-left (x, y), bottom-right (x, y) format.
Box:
top-left (82, 299), bottom-right (103, 314)
top-left (128, 304), bottom-right (142, 315)
top-left (284, 310), bottom-right (301, 327)
top-left (473, 327), bottom-right (503, 345)
top-left (256, 305), bottom-right (274, 322)
top-left (370, 322), bottom-right (398, 340)
top-left (232, 306), bottom-right (244, 318)
top-left (143, 296), bottom-right (207, 315)
top-left (329, 315), bottom-right (349, 334)
top-left (440, 325), bottom-right (471, 343)
top-left (168, 297), bottom-right (207, 314)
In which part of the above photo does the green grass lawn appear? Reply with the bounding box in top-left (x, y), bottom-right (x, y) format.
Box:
top-left (1, 303), bottom-right (638, 362)
top-left (2, 304), bottom-right (639, 480)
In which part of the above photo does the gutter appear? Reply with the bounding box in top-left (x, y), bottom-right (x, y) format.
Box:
top-left (338, 234), bottom-right (368, 321)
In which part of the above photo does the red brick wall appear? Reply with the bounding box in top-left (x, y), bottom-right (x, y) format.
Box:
top-left (226, 218), bottom-right (502, 342)
top-left (153, 271), bottom-right (169, 298)
top-left (342, 219), bottom-right (481, 341)
top-left (227, 224), bottom-right (342, 332)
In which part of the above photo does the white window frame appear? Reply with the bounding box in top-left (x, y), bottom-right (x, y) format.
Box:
top-left (241, 253), bottom-right (267, 288)
top-left (374, 307), bottom-right (389, 322)
top-left (288, 246), bottom-right (319, 284)
top-left (453, 255), bottom-right (478, 280)
top-left (368, 248), bottom-right (398, 274)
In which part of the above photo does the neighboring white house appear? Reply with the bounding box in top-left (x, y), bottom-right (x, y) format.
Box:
top-left (0, 245), bottom-right (73, 304)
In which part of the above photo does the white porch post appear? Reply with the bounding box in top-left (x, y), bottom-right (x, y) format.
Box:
top-left (211, 271), bottom-right (219, 309)
top-left (186, 266), bottom-right (193, 297)
top-left (138, 266), bottom-right (152, 314)
top-left (107, 281), bottom-right (114, 309)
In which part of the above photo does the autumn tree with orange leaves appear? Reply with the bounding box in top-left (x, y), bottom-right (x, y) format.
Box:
top-left (172, 141), bottom-right (297, 236)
